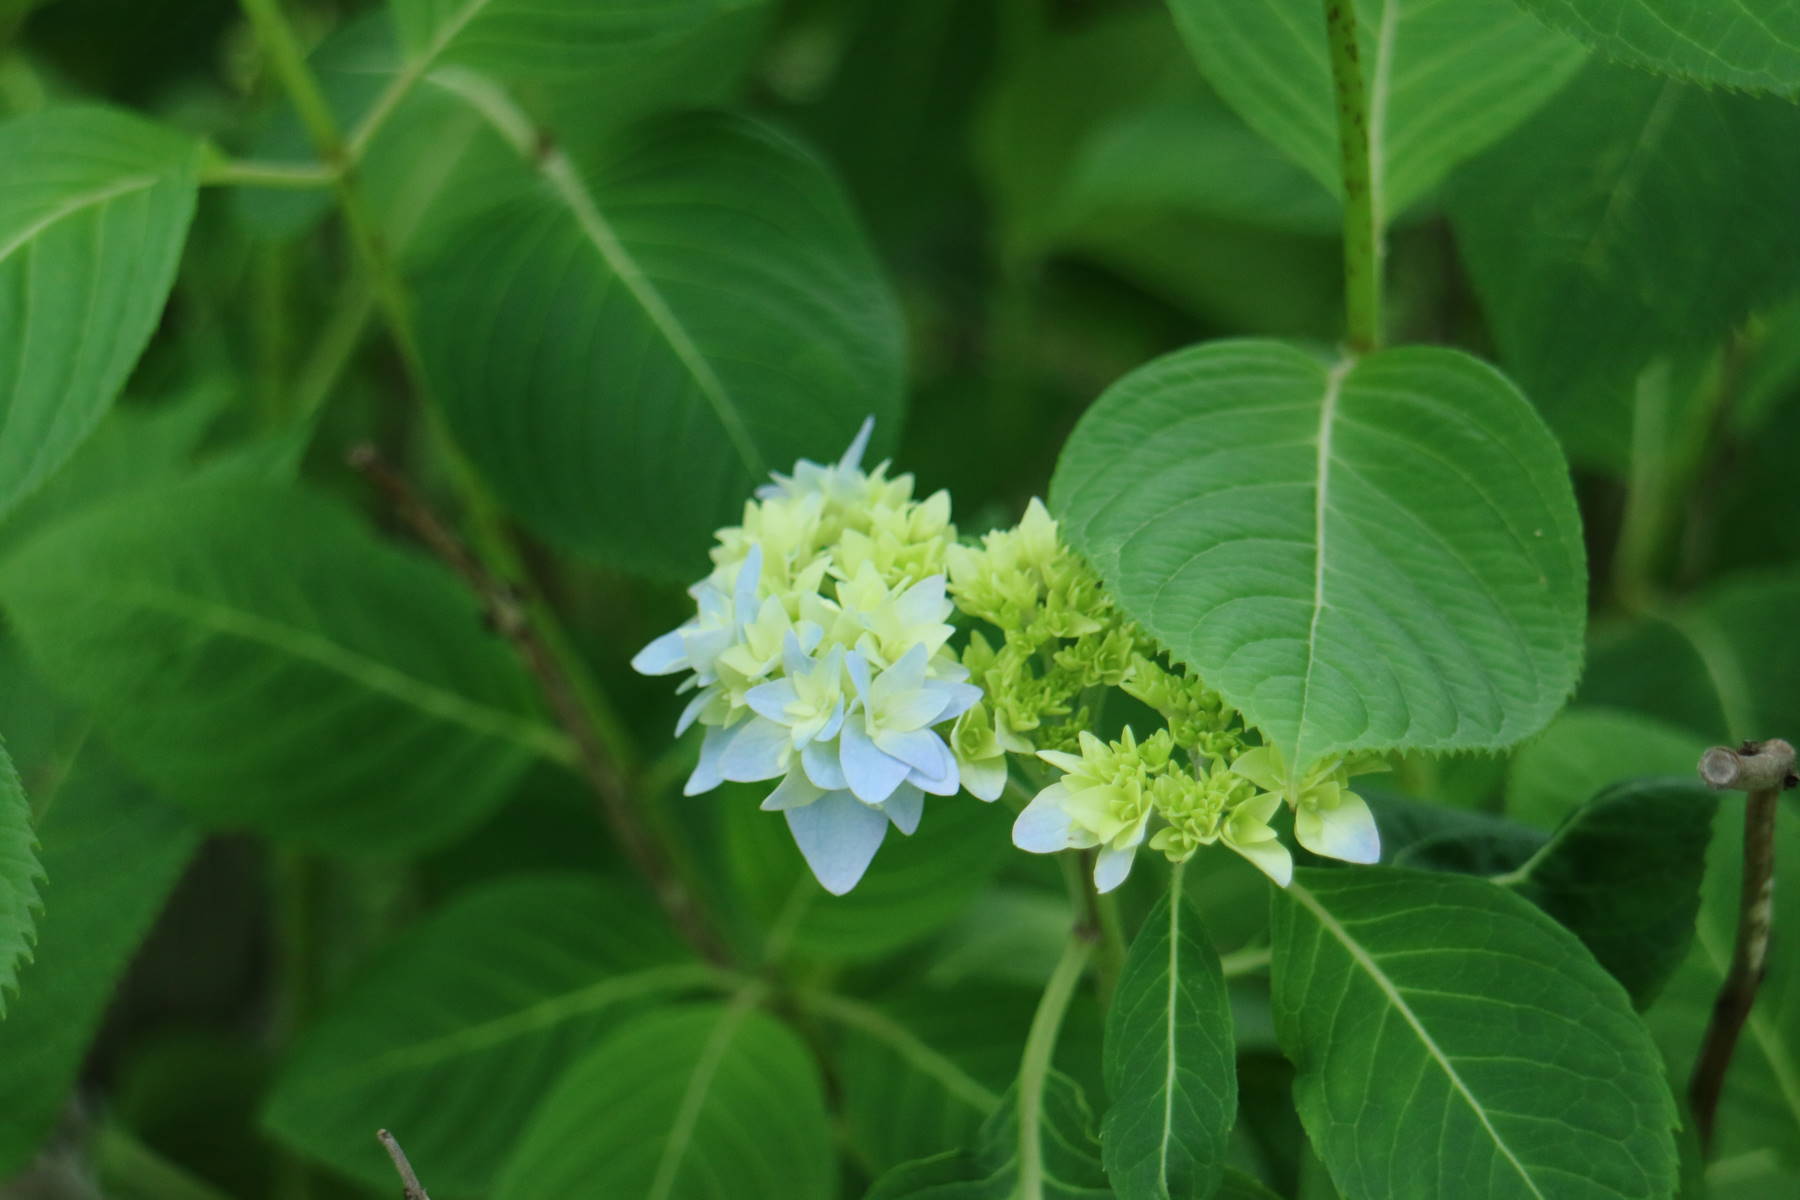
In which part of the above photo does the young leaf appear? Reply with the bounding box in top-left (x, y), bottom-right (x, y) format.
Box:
top-left (412, 111), bottom-right (905, 578)
top-left (1495, 779), bottom-right (1716, 1009)
top-left (1051, 339), bottom-right (1586, 771)
top-left (0, 107), bottom-right (199, 518)
top-left (1162, 0), bottom-right (1586, 222)
top-left (0, 739), bottom-right (42, 1015)
top-left (1513, 0), bottom-right (1800, 93)
top-left (0, 753), bottom-right (197, 1174)
top-left (1102, 871), bottom-right (1236, 1200)
top-left (1648, 800), bottom-right (1800, 1168)
top-left (864, 1070), bottom-right (1113, 1199)
top-left (1271, 867), bottom-right (1679, 1200)
top-left (0, 480), bottom-right (553, 855)
top-left (263, 875), bottom-right (704, 1196)
top-left (494, 1000), bottom-right (834, 1199)
top-left (1450, 64), bottom-right (1800, 470)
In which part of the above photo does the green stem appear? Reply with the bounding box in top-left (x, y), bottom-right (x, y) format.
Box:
top-left (1221, 944), bottom-right (1272, 979)
top-left (1061, 851), bottom-right (1123, 1010)
top-left (1017, 931), bottom-right (1095, 1200)
top-left (199, 156), bottom-right (338, 190)
top-left (1321, 0), bottom-right (1383, 352)
top-left (236, 0), bottom-right (342, 159)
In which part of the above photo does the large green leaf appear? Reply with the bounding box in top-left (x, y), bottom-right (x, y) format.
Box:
top-left (1450, 64), bottom-right (1800, 469)
top-left (413, 110), bottom-right (905, 577)
top-left (0, 738), bottom-right (40, 1014)
top-left (0, 750), bottom-right (197, 1173)
top-left (1495, 779), bottom-right (1715, 1008)
top-left (0, 480), bottom-right (554, 854)
top-left (0, 106), bottom-right (199, 517)
top-left (494, 1000), bottom-right (834, 1199)
top-left (1513, 0), bottom-right (1800, 93)
top-left (1648, 800), bottom-right (1800, 1169)
top-left (1052, 339), bottom-right (1585, 772)
top-left (264, 875), bottom-right (705, 1195)
top-left (1163, 0), bottom-right (1585, 223)
top-left (864, 1071), bottom-right (1113, 1199)
top-left (721, 781), bottom-right (1011, 963)
top-left (1272, 868), bottom-right (1678, 1199)
top-left (1102, 872), bottom-right (1235, 1200)
top-left (1505, 707), bottom-right (1706, 828)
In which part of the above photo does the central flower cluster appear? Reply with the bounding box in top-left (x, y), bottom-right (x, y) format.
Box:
top-left (631, 422), bottom-right (980, 894)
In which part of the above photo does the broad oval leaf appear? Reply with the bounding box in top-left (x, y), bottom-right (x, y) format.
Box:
top-left (1052, 338), bottom-right (1586, 771)
top-left (1272, 867), bottom-right (1678, 1200)
top-left (1515, 0), bottom-right (1800, 93)
top-left (1163, 0), bottom-right (1586, 223)
top-left (0, 739), bottom-right (41, 1015)
top-left (1496, 779), bottom-right (1716, 1009)
top-left (1103, 871), bottom-right (1235, 1200)
top-left (0, 480), bottom-right (554, 854)
top-left (414, 110), bottom-right (905, 577)
top-left (864, 1070), bottom-right (1112, 1199)
top-left (494, 1000), bottom-right (834, 1199)
top-left (263, 875), bottom-right (703, 1195)
top-left (1450, 64), bottom-right (1800, 470)
top-left (0, 106), bottom-right (199, 517)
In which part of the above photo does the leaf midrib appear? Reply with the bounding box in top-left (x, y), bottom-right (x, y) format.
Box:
top-left (1289, 879), bottom-right (1547, 1198)
top-left (1292, 358), bottom-right (1354, 770)
top-left (0, 175), bottom-right (159, 268)
top-left (647, 992), bottom-right (760, 1200)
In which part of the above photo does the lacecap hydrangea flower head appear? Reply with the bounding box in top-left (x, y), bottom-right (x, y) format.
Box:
top-left (632, 420), bottom-right (979, 894)
top-left (635, 421), bottom-right (1386, 898)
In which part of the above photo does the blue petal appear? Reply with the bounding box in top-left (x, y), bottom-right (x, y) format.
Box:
top-left (745, 678), bottom-right (798, 725)
top-left (785, 790), bottom-right (889, 895)
top-left (761, 769), bottom-right (825, 811)
top-left (630, 628), bottom-right (689, 675)
top-left (685, 723), bottom-right (737, 796)
top-left (1012, 785), bottom-right (1075, 853)
top-left (875, 727), bottom-right (951, 775)
top-left (732, 544), bottom-right (763, 618)
top-left (674, 686), bottom-right (714, 736)
top-left (884, 783), bottom-right (924, 835)
top-left (922, 679), bottom-right (983, 725)
top-left (802, 739), bottom-right (848, 790)
top-left (840, 718), bottom-right (910, 804)
top-left (717, 718), bottom-right (790, 783)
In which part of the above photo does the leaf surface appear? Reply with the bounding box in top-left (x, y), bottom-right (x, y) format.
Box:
top-left (0, 106), bottom-right (199, 517)
top-left (1052, 338), bottom-right (1586, 770)
top-left (1271, 867), bottom-right (1679, 1200)
top-left (1513, 0), bottom-right (1800, 92)
top-left (264, 875), bottom-right (702, 1195)
top-left (494, 1000), bottom-right (834, 1199)
top-left (0, 739), bottom-right (40, 1014)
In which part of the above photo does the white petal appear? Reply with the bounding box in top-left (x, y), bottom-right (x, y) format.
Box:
top-left (1093, 844), bottom-right (1137, 893)
top-left (732, 544), bottom-right (763, 618)
top-left (802, 739), bottom-right (848, 791)
top-left (959, 756), bottom-right (1006, 802)
top-left (1012, 784), bottom-right (1075, 853)
top-left (846, 647), bottom-right (874, 703)
top-left (883, 783), bottom-right (924, 835)
top-left (893, 575), bottom-right (950, 628)
top-left (761, 769), bottom-right (825, 811)
top-left (921, 679), bottom-right (983, 725)
top-left (1296, 792), bottom-right (1380, 864)
top-left (717, 718), bottom-right (790, 783)
top-left (744, 678), bottom-right (799, 725)
top-left (840, 718), bottom-right (910, 805)
top-left (685, 723), bottom-right (736, 795)
top-left (630, 628), bottom-right (689, 675)
top-left (880, 687), bottom-right (953, 733)
top-left (839, 415), bottom-right (875, 470)
top-left (674, 686), bottom-right (714, 736)
top-left (906, 744), bottom-right (961, 797)
top-left (875, 727), bottom-right (952, 775)
top-left (1231, 838), bottom-right (1294, 887)
top-left (785, 790), bottom-right (889, 895)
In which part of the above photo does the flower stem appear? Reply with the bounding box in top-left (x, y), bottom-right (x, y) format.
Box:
top-left (1321, 0), bottom-right (1383, 352)
top-left (1017, 929), bottom-right (1095, 1200)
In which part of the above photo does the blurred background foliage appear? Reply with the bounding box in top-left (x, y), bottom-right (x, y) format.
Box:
top-left (0, 0), bottom-right (1797, 1197)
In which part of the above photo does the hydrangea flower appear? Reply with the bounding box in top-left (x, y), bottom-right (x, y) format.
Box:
top-left (1229, 745), bottom-right (1385, 865)
top-left (631, 420), bottom-right (979, 895)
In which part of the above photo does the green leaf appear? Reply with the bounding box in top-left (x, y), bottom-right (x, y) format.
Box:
top-left (1450, 64), bottom-right (1800, 469)
top-left (1163, 0), bottom-right (1586, 222)
top-left (0, 106), bottom-right (199, 518)
top-left (0, 750), bottom-right (197, 1173)
top-left (864, 1071), bottom-right (1113, 1199)
top-left (0, 737), bottom-right (41, 1014)
top-left (721, 781), bottom-right (1011, 963)
top-left (1102, 871), bottom-right (1236, 1200)
top-left (494, 1000), bottom-right (834, 1199)
top-left (0, 479), bottom-right (554, 854)
top-left (1648, 800), bottom-right (1800, 1168)
top-left (1366, 791), bottom-right (1545, 876)
top-left (1513, 0), bottom-right (1800, 93)
top-left (1051, 338), bottom-right (1586, 771)
top-left (264, 875), bottom-right (704, 1195)
top-left (1505, 707), bottom-right (1707, 828)
top-left (1496, 780), bottom-right (1716, 1008)
top-left (1216, 1168), bottom-right (1284, 1199)
top-left (1271, 867), bottom-right (1678, 1200)
top-left (413, 110), bottom-right (905, 577)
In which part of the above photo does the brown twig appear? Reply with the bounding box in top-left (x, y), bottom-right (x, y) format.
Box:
top-left (1689, 737), bottom-right (1796, 1151)
top-left (349, 445), bottom-right (730, 964)
top-left (377, 1129), bottom-right (431, 1200)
